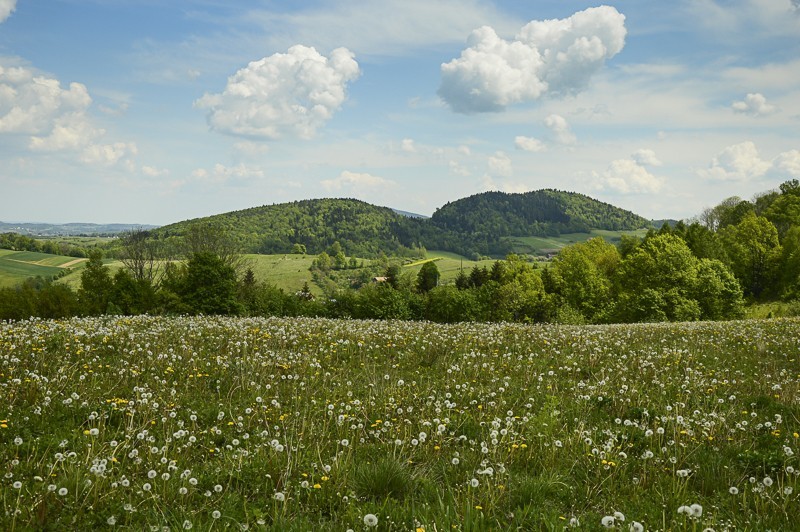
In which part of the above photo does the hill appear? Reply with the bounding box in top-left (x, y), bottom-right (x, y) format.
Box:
top-left (155, 198), bottom-right (419, 258)
top-left (421, 189), bottom-right (651, 257)
top-left (153, 190), bottom-right (652, 259)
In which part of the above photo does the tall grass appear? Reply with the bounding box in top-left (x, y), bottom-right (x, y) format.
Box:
top-left (1, 316), bottom-right (799, 529)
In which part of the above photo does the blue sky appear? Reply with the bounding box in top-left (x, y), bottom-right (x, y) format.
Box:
top-left (1, 0), bottom-right (799, 225)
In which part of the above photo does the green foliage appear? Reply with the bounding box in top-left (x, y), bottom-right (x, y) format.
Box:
top-left (180, 251), bottom-right (244, 315)
top-left (547, 237), bottom-right (619, 322)
top-left (78, 250), bottom-right (113, 315)
top-left (416, 261), bottom-right (440, 292)
top-left (719, 213), bottom-right (782, 298)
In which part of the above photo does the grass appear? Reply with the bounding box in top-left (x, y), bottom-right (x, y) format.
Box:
top-left (1, 316), bottom-right (799, 530)
top-left (0, 251), bottom-right (83, 287)
top-left (509, 229), bottom-right (649, 255)
top-left (244, 254), bottom-right (319, 294)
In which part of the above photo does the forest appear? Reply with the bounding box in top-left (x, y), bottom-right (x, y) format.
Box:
top-left (1, 180), bottom-right (799, 324)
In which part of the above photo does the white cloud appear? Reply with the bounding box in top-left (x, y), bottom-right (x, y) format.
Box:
top-left (488, 151), bottom-right (512, 177)
top-left (631, 149), bottom-right (662, 167)
top-left (0, 64), bottom-right (92, 135)
top-left (593, 151), bottom-right (663, 194)
top-left (448, 160), bottom-right (471, 177)
top-left (544, 114), bottom-right (576, 145)
top-left (320, 170), bottom-right (396, 192)
top-left (514, 135), bottom-right (545, 152)
top-left (480, 174), bottom-right (528, 193)
top-left (141, 165), bottom-right (170, 178)
top-left (401, 138), bottom-right (416, 153)
top-left (0, 60), bottom-right (146, 171)
top-left (0, 0), bottom-right (15, 23)
top-left (81, 142), bottom-right (138, 167)
top-left (195, 45), bottom-right (360, 140)
top-left (732, 92), bottom-right (777, 116)
top-left (190, 163), bottom-right (265, 184)
top-left (699, 141), bottom-right (772, 181)
top-left (773, 150), bottom-right (800, 177)
top-left (439, 6), bottom-right (626, 113)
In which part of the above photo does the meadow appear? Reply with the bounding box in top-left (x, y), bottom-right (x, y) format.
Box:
top-left (2, 316), bottom-right (799, 530)
top-left (0, 250), bottom-right (87, 288)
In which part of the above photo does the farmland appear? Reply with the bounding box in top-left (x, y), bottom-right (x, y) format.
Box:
top-left (0, 250), bottom-right (87, 288)
top-left (1, 316), bottom-right (799, 530)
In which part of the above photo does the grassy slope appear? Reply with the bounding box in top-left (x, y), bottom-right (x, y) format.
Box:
top-left (509, 228), bottom-right (649, 255)
top-left (1, 316), bottom-right (798, 530)
top-left (0, 251), bottom-right (88, 287)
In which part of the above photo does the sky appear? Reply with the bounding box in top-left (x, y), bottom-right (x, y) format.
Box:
top-left (1, 0), bottom-right (799, 225)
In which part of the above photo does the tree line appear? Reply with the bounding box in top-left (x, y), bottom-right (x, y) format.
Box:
top-left (2, 180), bottom-right (800, 323)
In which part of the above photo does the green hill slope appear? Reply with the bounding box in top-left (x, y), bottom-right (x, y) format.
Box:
top-left (152, 191), bottom-right (652, 259)
top-left (155, 198), bottom-right (419, 257)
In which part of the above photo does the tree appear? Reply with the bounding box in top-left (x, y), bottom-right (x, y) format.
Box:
top-left (547, 238), bottom-right (619, 322)
top-left (384, 264), bottom-right (401, 289)
top-left (78, 250), bottom-right (114, 315)
top-left (416, 261), bottom-right (440, 293)
top-left (180, 251), bottom-right (243, 315)
top-left (119, 228), bottom-right (166, 288)
top-left (111, 269), bottom-right (156, 315)
top-left (765, 179), bottom-right (800, 238)
top-left (694, 259), bottom-right (745, 320)
top-left (611, 234), bottom-right (701, 322)
top-left (719, 213), bottom-right (781, 298)
top-left (291, 243), bottom-right (307, 255)
top-left (183, 221), bottom-right (248, 275)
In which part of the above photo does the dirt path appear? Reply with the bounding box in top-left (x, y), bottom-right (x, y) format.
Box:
top-left (60, 258), bottom-right (87, 268)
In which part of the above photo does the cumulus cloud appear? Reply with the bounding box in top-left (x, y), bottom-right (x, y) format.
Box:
top-left (593, 149), bottom-right (663, 194)
top-left (700, 141), bottom-right (772, 181)
top-left (321, 170), bottom-right (396, 192)
top-left (191, 163), bottom-right (265, 184)
top-left (439, 6), bottom-right (626, 113)
top-left (514, 135), bottom-right (545, 152)
top-left (449, 160), bottom-right (471, 176)
top-left (0, 0), bottom-right (15, 23)
top-left (142, 165), bottom-right (170, 178)
top-left (732, 92), bottom-right (777, 116)
top-left (0, 64), bottom-right (92, 135)
top-left (81, 142), bottom-right (138, 167)
top-left (773, 150), bottom-right (800, 177)
top-left (544, 114), bottom-right (577, 145)
top-left (631, 148), bottom-right (662, 167)
top-left (700, 143), bottom-right (800, 181)
top-left (195, 45), bottom-right (360, 140)
top-left (480, 174), bottom-right (529, 193)
top-left (488, 151), bottom-right (512, 176)
top-left (400, 138), bottom-right (416, 153)
top-left (0, 61), bottom-right (142, 170)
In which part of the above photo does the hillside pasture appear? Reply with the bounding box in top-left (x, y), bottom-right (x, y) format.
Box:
top-left (509, 229), bottom-right (649, 256)
top-left (1, 316), bottom-right (798, 530)
top-left (0, 251), bottom-right (87, 287)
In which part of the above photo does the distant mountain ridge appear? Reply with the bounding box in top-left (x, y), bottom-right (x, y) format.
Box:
top-left (155, 189), bottom-right (652, 258)
top-left (0, 221), bottom-right (159, 236)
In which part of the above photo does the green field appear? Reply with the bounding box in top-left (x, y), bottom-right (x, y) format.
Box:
top-left (1, 316), bottom-right (798, 530)
top-left (509, 229), bottom-right (649, 255)
top-left (404, 250), bottom-right (497, 283)
top-left (245, 253), bottom-right (319, 294)
top-left (0, 250), bottom-right (88, 287)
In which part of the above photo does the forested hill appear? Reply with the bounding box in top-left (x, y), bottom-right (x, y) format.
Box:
top-left (430, 190), bottom-right (650, 235)
top-left (156, 198), bottom-right (415, 258)
top-left (155, 191), bottom-right (652, 258)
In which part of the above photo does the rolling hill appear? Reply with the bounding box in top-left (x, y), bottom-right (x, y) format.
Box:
top-left (153, 190), bottom-right (652, 259)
